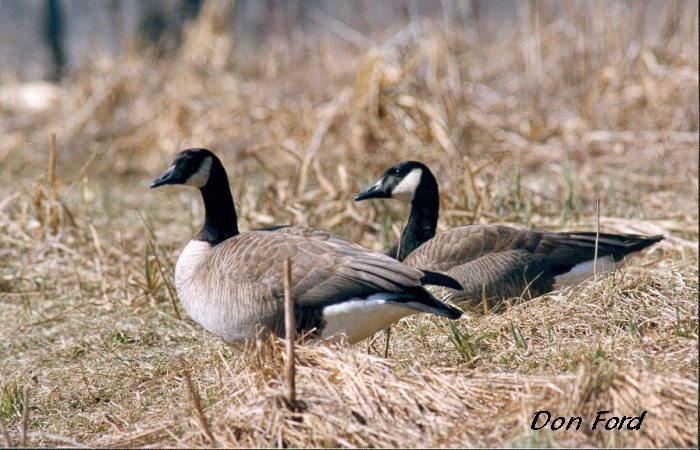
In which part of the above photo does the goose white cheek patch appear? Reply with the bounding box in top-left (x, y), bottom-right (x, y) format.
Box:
top-left (392, 168), bottom-right (422, 202)
top-left (185, 157), bottom-right (213, 188)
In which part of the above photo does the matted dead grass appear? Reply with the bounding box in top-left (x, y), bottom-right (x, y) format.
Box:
top-left (0, 0), bottom-right (697, 447)
top-left (91, 341), bottom-right (696, 448)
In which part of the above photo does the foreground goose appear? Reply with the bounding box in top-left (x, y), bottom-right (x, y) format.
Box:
top-left (354, 161), bottom-right (664, 306)
top-left (151, 149), bottom-right (462, 344)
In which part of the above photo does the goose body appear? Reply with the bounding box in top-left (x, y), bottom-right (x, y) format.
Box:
top-left (151, 149), bottom-right (462, 344)
top-left (354, 161), bottom-right (664, 306)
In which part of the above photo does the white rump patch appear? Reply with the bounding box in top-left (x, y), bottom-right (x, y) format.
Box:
top-left (321, 295), bottom-right (418, 344)
top-left (392, 168), bottom-right (422, 202)
top-left (553, 255), bottom-right (617, 287)
top-left (185, 156), bottom-right (213, 188)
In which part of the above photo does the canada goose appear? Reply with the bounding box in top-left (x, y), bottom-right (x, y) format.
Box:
top-left (150, 149), bottom-right (462, 344)
top-left (354, 160), bottom-right (664, 306)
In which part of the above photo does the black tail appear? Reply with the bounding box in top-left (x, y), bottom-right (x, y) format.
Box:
top-left (419, 270), bottom-right (464, 291)
top-left (608, 233), bottom-right (665, 258)
top-left (547, 232), bottom-right (664, 276)
top-left (390, 287), bottom-right (463, 320)
top-left (562, 232), bottom-right (664, 260)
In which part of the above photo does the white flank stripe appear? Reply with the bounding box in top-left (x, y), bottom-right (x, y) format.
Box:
top-left (553, 255), bottom-right (617, 287)
top-left (321, 296), bottom-right (418, 344)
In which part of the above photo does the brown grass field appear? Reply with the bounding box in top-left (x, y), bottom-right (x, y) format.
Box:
top-left (0, 1), bottom-right (697, 447)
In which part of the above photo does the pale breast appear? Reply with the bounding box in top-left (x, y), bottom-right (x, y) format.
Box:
top-left (175, 239), bottom-right (280, 342)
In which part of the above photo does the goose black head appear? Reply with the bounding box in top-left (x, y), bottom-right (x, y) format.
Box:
top-left (354, 161), bottom-right (431, 203)
top-left (151, 148), bottom-right (217, 189)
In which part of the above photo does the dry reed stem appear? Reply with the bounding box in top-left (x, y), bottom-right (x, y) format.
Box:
top-left (180, 358), bottom-right (217, 447)
top-left (47, 134), bottom-right (58, 234)
top-left (0, 416), bottom-right (11, 448)
top-left (594, 197), bottom-right (601, 277)
top-left (20, 385), bottom-right (28, 447)
top-left (283, 258), bottom-right (296, 407)
top-left (149, 241), bottom-right (181, 320)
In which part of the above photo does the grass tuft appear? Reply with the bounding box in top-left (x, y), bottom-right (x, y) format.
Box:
top-left (0, 384), bottom-right (22, 421)
top-left (508, 319), bottom-right (528, 350)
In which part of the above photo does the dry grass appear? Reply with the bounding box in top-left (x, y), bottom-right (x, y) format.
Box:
top-left (0, 0), bottom-right (697, 447)
top-left (90, 339), bottom-right (696, 448)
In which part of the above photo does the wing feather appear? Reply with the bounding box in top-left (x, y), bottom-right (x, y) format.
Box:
top-left (205, 226), bottom-right (426, 309)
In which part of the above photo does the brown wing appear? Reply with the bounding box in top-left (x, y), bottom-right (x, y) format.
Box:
top-left (405, 225), bottom-right (662, 274)
top-left (186, 226), bottom-right (461, 340)
top-left (440, 250), bottom-right (554, 303)
top-left (402, 225), bottom-right (531, 272)
top-left (207, 226), bottom-right (426, 307)
top-left (404, 225), bottom-right (662, 303)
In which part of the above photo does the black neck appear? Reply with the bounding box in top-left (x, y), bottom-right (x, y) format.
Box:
top-left (391, 175), bottom-right (439, 261)
top-left (194, 162), bottom-right (239, 245)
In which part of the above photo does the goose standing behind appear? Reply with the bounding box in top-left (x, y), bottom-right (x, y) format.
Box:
top-left (151, 149), bottom-right (462, 344)
top-left (354, 161), bottom-right (664, 307)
